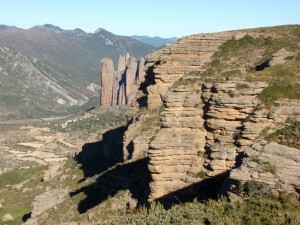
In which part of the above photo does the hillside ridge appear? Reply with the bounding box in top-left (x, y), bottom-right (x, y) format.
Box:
top-left (0, 24), bottom-right (155, 119)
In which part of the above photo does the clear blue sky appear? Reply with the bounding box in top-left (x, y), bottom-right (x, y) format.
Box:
top-left (1, 0), bottom-right (300, 38)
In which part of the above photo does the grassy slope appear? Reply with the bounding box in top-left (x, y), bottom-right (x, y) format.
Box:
top-left (177, 25), bottom-right (300, 106)
top-left (1, 158), bottom-right (299, 225)
top-left (0, 166), bottom-right (46, 224)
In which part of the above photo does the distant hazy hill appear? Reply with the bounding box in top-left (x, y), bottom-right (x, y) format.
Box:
top-left (131, 35), bottom-right (178, 48)
top-left (0, 24), bottom-right (155, 119)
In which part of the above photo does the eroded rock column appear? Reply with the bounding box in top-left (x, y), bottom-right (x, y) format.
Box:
top-left (202, 81), bottom-right (268, 176)
top-left (148, 85), bottom-right (207, 200)
top-left (100, 58), bottom-right (115, 107)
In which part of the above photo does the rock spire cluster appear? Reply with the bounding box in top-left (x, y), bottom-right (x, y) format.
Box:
top-left (100, 53), bottom-right (145, 107)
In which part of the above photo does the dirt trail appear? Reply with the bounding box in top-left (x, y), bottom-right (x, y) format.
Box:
top-left (0, 116), bottom-right (68, 125)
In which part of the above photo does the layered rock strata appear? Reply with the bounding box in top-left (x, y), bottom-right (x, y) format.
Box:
top-left (123, 32), bottom-right (236, 200)
top-left (146, 32), bottom-right (234, 109)
top-left (148, 85), bottom-right (207, 200)
top-left (122, 30), bottom-right (300, 201)
top-left (123, 32), bottom-right (238, 160)
top-left (238, 100), bottom-right (300, 148)
top-left (100, 54), bottom-right (145, 107)
top-left (202, 81), bottom-right (268, 176)
top-left (229, 141), bottom-right (300, 198)
top-left (147, 81), bottom-right (300, 200)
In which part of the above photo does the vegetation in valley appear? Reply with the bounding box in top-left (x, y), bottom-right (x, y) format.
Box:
top-left (47, 111), bottom-right (127, 138)
top-left (0, 166), bottom-right (46, 224)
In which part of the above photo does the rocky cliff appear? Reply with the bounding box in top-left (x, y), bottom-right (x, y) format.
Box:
top-left (100, 54), bottom-right (145, 107)
top-left (145, 32), bottom-right (233, 110)
top-left (122, 25), bottom-right (300, 202)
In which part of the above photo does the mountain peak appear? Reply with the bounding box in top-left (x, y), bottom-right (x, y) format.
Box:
top-left (0, 24), bottom-right (16, 31)
top-left (94, 28), bottom-right (110, 34)
top-left (32, 24), bottom-right (63, 33)
top-left (131, 35), bottom-right (178, 48)
top-left (73, 28), bottom-right (86, 34)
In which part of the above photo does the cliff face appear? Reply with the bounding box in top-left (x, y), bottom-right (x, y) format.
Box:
top-left (100, 54), bottom-right (145, 107)
top-left (146, 32), bottom-right (233, 109)
top-left (122, 26), bottom-right (300, 202)
top-left (148, 85), bottom-right (207, 199)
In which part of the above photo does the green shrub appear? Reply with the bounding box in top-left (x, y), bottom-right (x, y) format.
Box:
top-left (259, 81), bottom-right (300, 106)
top-left (195, 171), bottom-right (207, 179)
top-left (251, 156), bottom-right (262, 164)
top-left (236, 83), bottom-right (250, 89)
top-left (239, 180), bottom-right (275, 199)
top-left (251, 156), bottom-right (277, 174)
top-left (267, 118), bottom-right (300, 149)
top-left (104, 196), bottom-right (300, 225)
top-left (262, 161), bottom-right (277, 174)
top-left (228, 90), bottom-right (235, 98)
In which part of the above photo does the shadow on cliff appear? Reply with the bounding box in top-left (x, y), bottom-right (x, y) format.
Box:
top-left (71, 125), bottom-right (151, 214)
top-left (154, 171), bottom-right (229, 209)
top-left (70, 157), bottom-right (151, 214)
top-left (137, 63), bottom-right (156, 108)
top-left (71, 124), bottom-right (229, 213)
top-left (75, 126), bottom-right (126, 180)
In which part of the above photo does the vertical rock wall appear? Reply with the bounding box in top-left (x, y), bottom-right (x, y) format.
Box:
top-left (148, 85), bottom-right (207, 200)
top-left (100, 53), bottom-right (145, 107)
top-left (202, 81), bottom-right (268, 176)
top-left (122, 30), bottom-right (300, 202)
top-left (100, 58), bottom-right (115, 107)
top-left (146, 32), bottom-right (233, 109)
top-left (123, 32), bottom-right (237, 201)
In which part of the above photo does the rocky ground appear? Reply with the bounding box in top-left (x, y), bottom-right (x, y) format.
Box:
top-left (0, 122), bottom-right (83, 175)
top-left (0, 108), bottom-right (129, 224)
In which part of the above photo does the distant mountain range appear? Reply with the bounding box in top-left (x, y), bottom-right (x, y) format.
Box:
top-left (131, 35), bottom-right (178, 48)
top-left (0, 24), bottom-right (158, 119)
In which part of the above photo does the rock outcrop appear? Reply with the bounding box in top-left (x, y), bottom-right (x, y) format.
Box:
top-left (30, 189), bottom-right (69, 218)
top-left (146, 32), bottom-right (234, 109)
top-left (122, 28), bottom-right (300, 202)
top-left (229, 141), bottom-right (300, 199)
top-left (148, 85), bottom-right (207, 200)
top-left (2, 213), bottom-right (13, 222)
top-left (202, 81), bottom-right (268, 176)
top-left (100, 54), bottom-right (145, 107)
top-left (124, 32), bottom-right (238, 200)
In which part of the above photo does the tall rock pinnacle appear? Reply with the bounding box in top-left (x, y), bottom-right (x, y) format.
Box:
top-left (100, 54), bottom-right (145, 107)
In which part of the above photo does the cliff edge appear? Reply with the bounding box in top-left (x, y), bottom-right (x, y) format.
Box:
top-left (122, 25), bottom-right (300, 202)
